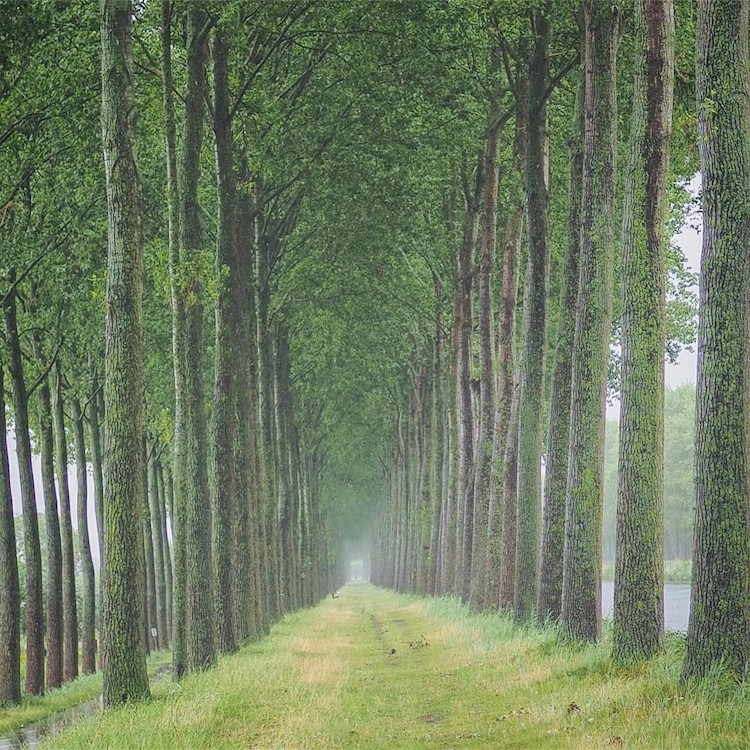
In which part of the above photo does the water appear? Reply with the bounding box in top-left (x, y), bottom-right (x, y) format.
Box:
top-left (0, 663), bottom-right (171, 749)
top-left (602, 581), bottom-right (691, 632)
top-left (0, 696), bottom-right (102, 750)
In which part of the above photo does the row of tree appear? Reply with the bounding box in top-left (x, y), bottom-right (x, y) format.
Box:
top-left (0, 0), bottom-right (744, 711)
top-left (370, 0), bottom-right (749, 684)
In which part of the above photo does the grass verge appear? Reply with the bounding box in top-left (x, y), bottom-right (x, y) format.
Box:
top-left (35, 584), bottom-right (750, 749)
top-left (0, 649), bottom-right (171, 737)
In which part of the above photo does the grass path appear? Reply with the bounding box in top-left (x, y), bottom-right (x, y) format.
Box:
top-left (41, 583), bottom-right (750, 749)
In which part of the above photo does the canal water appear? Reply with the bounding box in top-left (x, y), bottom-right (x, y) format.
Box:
top-left (602, 581), bottom-right (691, 633)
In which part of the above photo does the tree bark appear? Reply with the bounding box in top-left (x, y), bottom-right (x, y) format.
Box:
top-left (485, 86), bottom-right (526, 610)
top-left (514, 6), bottom-right (551, 620)
top-left (72, 398), bottom-right (97, 674)
top-left (210, 23), bottom-right (238, 654)
top-left (52, 361), bottom-right (79, 681)
top-left (149, 451), bottom-right (168, 649)
top-left (613, 0), bottom-right (673, 664)
top-left (172, 2), bottom-right (215, 674)
top-left (537, 76), bottom-right (583, 624)
top-left (36, 370), bottom-right (64, 690)
top-left (3, 276), bottom-right (44, 695)
top-left (469, 99), bottom-right (503, 608)
top-left (100, 0), bottom-right (150, 706)
top-left (0, 365), bottom-right (21, 705)
top-left (683, 0), bottom-right (750, 682)
top-left (561, 0), bottom-right (619, 642)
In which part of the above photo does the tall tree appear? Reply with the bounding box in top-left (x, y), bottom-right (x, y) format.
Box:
top-left (0, 365), bottom-right (21, 705)
top-left (173, 3), bottom-right (215, 673)
top-left (683, 0), bottom-right (750, 682)
top-left (560, 0), bottom-right (619, 642)
top-left (52, 361), bottom-right (79, 681)
top-left (72, 397), bottom-right (97, 674)
top-left (100, 0), bottom-right (150, 706)
top-left (36, 367), bottom-right (64, 689)
top-left (514, 3), bottom-right (551, 620)
top-left (210, 23), bottom-right (238, 654)
top-left (613, 0), bottom-right (674, 664)
top-left (537, 76), bottom-right (583, 623)
top-left (3, 276), bottom-right (45, 695)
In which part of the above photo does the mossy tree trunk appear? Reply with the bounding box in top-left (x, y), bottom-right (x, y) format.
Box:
top-left (456, 155), bottom-right (484, 599)
top-left (173, 3), bottom-right (216, 674)
top-left (210, 24), bottom-right (238, 655)
top-left (514, 6), bottom-right (551, 621)
top-left (613, 0), bottom-right (673, 665)
top-left (0, 365), bottom-right (21, 705)
top-left (141, 435), bottom-right (157, 652)
top-left (683, 0), bottom-right (750, 682)
top-left (148, 451), bottom-right (168, 649)
top-left (537, 75), bottom-right (583, 624)
top-left (3, 276), bottom-right (44, 695)
top-left (52, 361), bottom-right (79, 681)
top-left (469, 94), bottom-right (503, 608)
top-left (560, 0), bottom-right (619, 642)
top-left (485, 80), bottom-right (525, 610)
top-left (72, 397), bottom-right (97, 674)
top-left (36, 369), bottom-right (64, 690)
top-left (100, 0), bottom-right (150, 706)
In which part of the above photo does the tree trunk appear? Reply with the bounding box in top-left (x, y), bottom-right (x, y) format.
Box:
top-left (499, 377), bottom-right (520, 608)
top-left (514, 8), bottom-right (551, 620)
top-left (87, 363), bottom-right (105, 645)
top-left (100, 0), bottom-right (150, 706)
top-left (173, 3), bottom-right (215, 674)
top-left (613, 0), bottom-right (673, 664)
top-left (149, 452), bottom-right (168, 649)
top-left (485, 88), bottom-right (526, 610)
top-left (37, 371), bottom-right (64, 690)
top-left (0, 365), bottom-right (21, 705)
top-left (142, 435), bottom-right (158, 652)
top-left (683, 0), bottom-right (750, 682)
top-left (457, 155), bottom-right (484, 599)
top-left (52, 361), bottom-right (79, 681)
top-left (469, 101), bottom-right (502, 608)
top-left (3, 276), bottom-right (44, 695)
top-left (156, 461), bottom-right (173, 643)
top-left (537, 76), bottom-right (583, 624)
top-left (560, 0), bottom-right (620, 642)
top-left (210, 24), bottom-right (238, 654)
top-left (72, 398), bottom-right (97, 674)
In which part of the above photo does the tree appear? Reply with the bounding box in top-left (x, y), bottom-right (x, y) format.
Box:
top-left (683, 0), bottom-right (750, 682)
top-left (514, 2), bottom-right (552, 620)
top-left (52, 361), bottom-right (79, 681)
top-left (560, 0), bottom-right (620, 642)
top-left (0, 364), bottom-right (21, 705)
top-left (3, 276), bottom-right (45, 695)
top-left (613, 0), bottom-right (674, 664)
top-left (100, 0), bottom-right (150, 706)
top-left (71, 397), bottom-right (97, 674)
top-left (537, 76), bottom-right (582, 623)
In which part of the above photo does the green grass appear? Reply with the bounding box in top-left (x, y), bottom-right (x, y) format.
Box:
top-left (0, 649), bottom-right (171, 737)
top-left (33, 584), bottom-right (750, 749)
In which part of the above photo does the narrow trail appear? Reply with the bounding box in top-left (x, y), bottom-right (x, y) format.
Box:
top-left (41, 584), bottom-right (747, 749)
